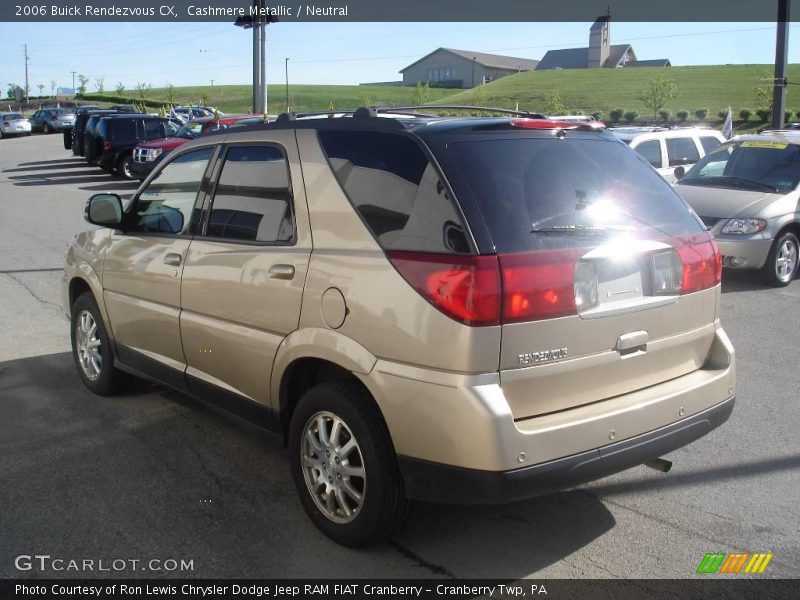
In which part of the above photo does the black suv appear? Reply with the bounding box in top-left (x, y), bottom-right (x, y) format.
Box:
top-left (72, 109), bottom-right (132, 156)
top-left (95, 115), bottom-right (179, 179)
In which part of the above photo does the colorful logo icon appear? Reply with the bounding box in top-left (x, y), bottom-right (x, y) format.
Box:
top-left (696, 552), bottom-right (773, 574)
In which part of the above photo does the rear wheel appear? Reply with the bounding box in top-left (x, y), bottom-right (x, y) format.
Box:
top-left (289, 382), bottom-right (407, 547)
top-left (70, 293), bottom-right (129, 395)
top-left (761, 231), bottom-right (799, 287)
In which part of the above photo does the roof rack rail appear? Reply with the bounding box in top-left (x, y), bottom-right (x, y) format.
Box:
top-left (375, 105), bottom-right (545, 118)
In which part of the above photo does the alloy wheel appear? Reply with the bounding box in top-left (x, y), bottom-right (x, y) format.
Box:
top-left (775, 237), bottom-right (798, 283)
top-left (75, 309), bottom-right (102, 381)
top-left (300, 411), bottom-right (366, 524)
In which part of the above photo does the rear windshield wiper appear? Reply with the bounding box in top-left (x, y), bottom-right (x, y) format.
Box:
top-left (531, 225), bottom-right (620, 236)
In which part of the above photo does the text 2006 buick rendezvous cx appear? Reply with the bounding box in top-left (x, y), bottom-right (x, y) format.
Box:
top-left (62, 109), bottom-right (735, 546)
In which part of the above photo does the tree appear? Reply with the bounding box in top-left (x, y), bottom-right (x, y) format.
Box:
top-left (166, 83), bottom-right (176, 104)
top-left (676, 110), bottom-right (689, 123)
top-left (37, 83), bottom-right (45, 97)
top-left (754, 72), bottom-right (773, 110)
top-left (413, 81), bottom-right (430, 106)
top-left (50, 79), bottom-right (56, 98)
top-left (541, 91), bottom-right (566, 115)
top-left (609, 107), bottom-right (624, 125)
top-left (77, 74), bottom-right (89, 95)
top-left (6, 83), bottom-right (18, 100)
top-left (739, 108), bottom-right (752, 121)
top-left (658, 109), bottom-right (671, 123)
top-left (694, 108), bottom-right (709, 121)
top-left (135, 82), bottom-right (150, 100)
top-left (95, 76), bottom-right (105, 94)
top-left (115, 82), bottom-right (125, 97)
top-left (622, 110), bottom-right (639, 124)
top-left (637, 76), bottom-right (678, 121)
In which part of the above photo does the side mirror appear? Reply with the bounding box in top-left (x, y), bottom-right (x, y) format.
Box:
top-left (673, 166), bottom-right (686, 180)
top-left (85, 193), bottom-right (123, 228)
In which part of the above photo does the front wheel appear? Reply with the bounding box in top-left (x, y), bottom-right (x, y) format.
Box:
top-left (761, 231), bottom-right (799, 287)
top-left (43, 123), bottom-right (51, 134)
top-left (70, 293), bottom-right (129, 395)
top-left (289, 382), bottom-right (407, 547)
top-left (115, 154), bottom-right (134, 180)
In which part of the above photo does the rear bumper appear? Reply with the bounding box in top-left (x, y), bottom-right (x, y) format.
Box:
top-left (399, 395), bottom-right (734, 504)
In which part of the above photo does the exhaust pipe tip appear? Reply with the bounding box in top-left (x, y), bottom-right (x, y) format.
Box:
top-left (645, 458), bottom-right (673, 473)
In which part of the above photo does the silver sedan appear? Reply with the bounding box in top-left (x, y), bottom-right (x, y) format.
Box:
top-left (0, 112), bottom-right (32, 138)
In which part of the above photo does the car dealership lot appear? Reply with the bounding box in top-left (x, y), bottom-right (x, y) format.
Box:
top-left (0, 134), bottom-right (798, 578)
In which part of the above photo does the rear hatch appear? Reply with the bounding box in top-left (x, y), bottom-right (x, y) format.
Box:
top-left (433, 126), bottom-right (721, 419)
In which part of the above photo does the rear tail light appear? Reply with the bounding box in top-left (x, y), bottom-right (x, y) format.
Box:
top-left (676, 235), bottom-right (722, 293)
top-left (50, 115), bottom-right (58, 121)
top-left (389, 234), bottom-right (720, 327)
top-left (499, 250), bottom-right (584, 322)
top-left (103, 140), bottom-right (112, 152)
top-left (387, 251), bottom-right (501, 326)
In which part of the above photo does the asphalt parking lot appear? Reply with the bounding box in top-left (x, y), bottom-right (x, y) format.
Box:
top-left (0, 133), bottom-right (798, 580)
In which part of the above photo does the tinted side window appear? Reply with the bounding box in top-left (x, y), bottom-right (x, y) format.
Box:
top-left (206, 145), bottom-right (294, 243)
top-left (318, 130), bottom-right (469, 254)
top-left (634, 140), bottom-right (663, 168)
top-left (142, 119), bottom-right (166, 140)
top-left (112, 119), bottom-right (136, 142)
top-left (666, 137), bottom-right (700, 166)
top-left (129, 148), bottom-right (214, 235)
top-left (699, 136), bottom-right (722, 153)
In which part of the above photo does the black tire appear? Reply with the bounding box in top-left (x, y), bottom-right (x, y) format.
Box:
top-left (43, 123), bottom-right (51, 134)
top-left (63, 130), bottom-right (72, 150)
top-left (761, 231), bottom-right (799, 287)
top-left (70, 293), bottom-right (129, 395)
top-left (289, 381), bottom-right (407, 547)
top-left (115, 154), bottom-right (134, 180)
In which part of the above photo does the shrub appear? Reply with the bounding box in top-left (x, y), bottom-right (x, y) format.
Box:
top-left (676, 110), bottom-right (689, 123)
top-left (591, 111), bottom-right (603, 121)
top-left (739, 108), bottom-right (752, 121)
top-left (785, 110), bottom-right (792, 123)
top-left (756, 108), bottom-right (771, 122)
top-left (694, 108), bottom-right (708, 121)
top-left (609, 107), bottom-right (624, 124)
top-left (717, 110), bottom-right (728, 120)
top-left (658, 109), bottom-right (671, 122)
top-left (622, 110), bottom-right (639, 124)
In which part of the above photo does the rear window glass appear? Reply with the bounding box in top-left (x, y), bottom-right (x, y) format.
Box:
top-left (3, 113), bottom-right (23, 120)
top-left (699, 136), bottom-right (722, 153)
top-left (666, 137), bottom-right (700, 166)
top-left (633, 139), bottom-right (662, 168)
top-left (319, 130), bottom-right (470, 254)
top-left (443, 136), bottom-right (704, 253)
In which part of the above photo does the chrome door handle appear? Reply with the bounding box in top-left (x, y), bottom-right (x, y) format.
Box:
top-left (269, 264), bottom-right (295, 280)
top-left (163, 253), bottom-right (182, 266)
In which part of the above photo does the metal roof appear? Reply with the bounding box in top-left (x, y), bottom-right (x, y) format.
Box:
top-left (400, 47), bottom-right (539, 73)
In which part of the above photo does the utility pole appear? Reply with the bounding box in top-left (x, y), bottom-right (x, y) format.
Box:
top-left (285, 58), bottom-right (290, 112)
top-left (771, 0), bottom-right (790, 129)
top-left (210, 79), bottom-right (214, 87)
top-left (23, 44), bottom-right (29, 102)
top-left (71, 71), bottom-right (76, 94)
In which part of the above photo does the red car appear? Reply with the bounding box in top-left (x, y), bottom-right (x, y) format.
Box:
top-left (130, 114), bottom-right (254, 180)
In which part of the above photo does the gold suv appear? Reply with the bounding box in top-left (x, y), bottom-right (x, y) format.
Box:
top-left (63, 109), bottom-right (736, 546)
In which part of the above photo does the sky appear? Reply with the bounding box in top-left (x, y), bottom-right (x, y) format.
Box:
top-left (1, 21), bottom-right (800, 92)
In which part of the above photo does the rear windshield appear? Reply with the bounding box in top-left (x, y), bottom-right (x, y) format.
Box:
top-left (442, 136), bottom-right (705, 253)
top-left (3, 113), bottom-right (23, 120)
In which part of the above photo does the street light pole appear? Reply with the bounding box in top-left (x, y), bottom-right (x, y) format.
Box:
top-left (771, 0), bottom-right (790, 129)
top-left (71, 71), bottom-right (76, 94)
top-left (285, 58), bottom-right (290, 112)
top-left (471, 57), bottom-right (476, 88)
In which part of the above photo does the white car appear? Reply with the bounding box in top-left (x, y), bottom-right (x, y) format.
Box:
top-left (0, 112), bottom-right (32, 138)
top-left (611, 126), bottom-right (725, 183)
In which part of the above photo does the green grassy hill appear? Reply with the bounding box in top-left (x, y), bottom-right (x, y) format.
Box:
top-left (83, 83), bottom-right (453, 114)
top-left (438, 64), bottom-right (800, 121)
top-left (79, 65), bottom-right (800, 128)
